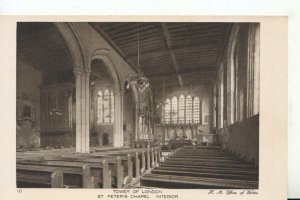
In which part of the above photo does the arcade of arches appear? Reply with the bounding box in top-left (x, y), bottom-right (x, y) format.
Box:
top-left (17, 22), bottom-right (259, 164)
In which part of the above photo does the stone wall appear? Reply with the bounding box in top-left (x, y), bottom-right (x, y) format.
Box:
top-left (16, 61), bottom-right (42, 148)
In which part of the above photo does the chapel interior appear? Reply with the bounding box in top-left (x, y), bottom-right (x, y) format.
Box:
top-left (16, 22), bottom-right (260, 189)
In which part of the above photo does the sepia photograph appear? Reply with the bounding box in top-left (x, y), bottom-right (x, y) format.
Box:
top-left (16, 22), bottom-right (260, 189)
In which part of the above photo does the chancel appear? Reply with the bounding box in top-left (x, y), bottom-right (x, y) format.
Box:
top-left (16, 22), bottom-right (259, 189)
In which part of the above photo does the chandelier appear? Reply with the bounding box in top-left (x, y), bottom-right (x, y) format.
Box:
top-left (49, 95), bottom-right (63, 116)
top-left (126, 23), bottom-right (150, 93)
top-left (49, 108), bottom-right (63, 116)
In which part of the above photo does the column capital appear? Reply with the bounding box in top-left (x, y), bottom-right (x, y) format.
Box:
top-left (73, 68), bottom-right (82, 76)
top-left (114, 89), bottom-right (124, 95)
top-left (84, 68), bottom-right (91, 76)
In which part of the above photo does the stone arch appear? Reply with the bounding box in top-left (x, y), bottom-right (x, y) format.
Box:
top-left (89, 49), bottom-right (122, 92)
top-left (226, 24), bottom-right (240, 125)
top-left (54, 22), bottom-right (90, 153)
top-left (54, 23), bottom-right (87, 71)
top-left (89, 49), bottom-right (123, 147)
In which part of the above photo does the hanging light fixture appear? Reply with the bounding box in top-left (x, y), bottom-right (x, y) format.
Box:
top-left (126, 23), bottom-right (150, 93)
top-left (49, 93), bottom-right (63, 116)
top-left (169, 63), bottom-right (177, 117)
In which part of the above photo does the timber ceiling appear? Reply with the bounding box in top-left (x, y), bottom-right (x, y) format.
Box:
top-left (89, 22), bottom-right (232, 90)
top-left (17, 22), bottom-right (232, 89)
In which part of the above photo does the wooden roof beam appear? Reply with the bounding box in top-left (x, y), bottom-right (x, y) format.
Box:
top-left (161, 23), bottom-right (183, 87)
top-left (148, 67), bottom-right (215, 78)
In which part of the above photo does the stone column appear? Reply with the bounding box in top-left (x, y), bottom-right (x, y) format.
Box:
top-left (74, 68), bottom-right (82, 153)
top-left (81, 74), bottom-right (86, 152)
top-left (84, 69), bottom-right (91, 153)
top-left (74, 68), bottom-right (91, 153)
top-left (114, 90), bottom-right (123, 147)
top-left (134, 103), bottom-right (139, 142)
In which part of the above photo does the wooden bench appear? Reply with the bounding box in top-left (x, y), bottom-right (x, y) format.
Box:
top-left (17, 164), bottom-right (63, 188)
top-left (58, 155), bottom-right (123, 188)
top-left (94, 149), bottom-right (145, 176)
top-left (42, 156), bottom-right (112, 188)
top-left (17, 160), bottom-right (96, 188)
top-left (91, 153), bottom-right (134, 184)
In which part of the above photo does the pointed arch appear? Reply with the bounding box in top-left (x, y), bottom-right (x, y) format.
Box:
top-left (90, 49), bottom-right (123, 147)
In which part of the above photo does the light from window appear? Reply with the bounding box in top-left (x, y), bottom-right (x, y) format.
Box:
top-left (164, 99), bottom-right (171, 124)
top-left (171, 96), bottom-right (178, 124)
top-left (163, 95), bottom-right (201, 125)
top-left (110, 91), bottom-right (114, 123)
top-left (97, 91), bottom-right (103, 123)
top-left (193, 97), bottom-right (200, 123)
top-left (178, 95), bottom-right (185, 123)
top-left (97, 89), bottom-right (114, 124)
top-left (104, 89), bottom-right (110, 123)
top-left (186, 95), bottom-right (193, 124)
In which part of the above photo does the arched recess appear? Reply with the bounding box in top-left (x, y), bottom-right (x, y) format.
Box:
top-left (226, 24), bottom-right (240, 125)
top-left (89, 49), bottom-right (123, 147)
top-left (54, 22), bottom-right (90, 153)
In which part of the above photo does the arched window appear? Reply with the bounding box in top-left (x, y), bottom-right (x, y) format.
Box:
top-left (103, 89), bottom-right (110, 123)
top-left (193, 97), bottom-right (200, 123)
top-left (163, 95), bottom-right (201, 125)
top-left (171, 96), bottom-right (178, 124)
top-left (97, 91), bottom-right (103, 123)
top-left (178, 95), bottom-right (185, 123)
top-left (164, 99), bottom-right (171, 124)
top-left (110, 91), bottom-right (114, 123)
top-left (186, 95), bottom-right (192, 124)
top-left (97, 89), bottom-right (114, 124)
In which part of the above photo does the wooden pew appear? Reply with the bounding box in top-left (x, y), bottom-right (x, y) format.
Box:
top-left (17, 164), bottom-right (63, 188)
top-left (58, 155), bottom-right (123, 188)
top-left (41, 156), bottom-right (112, 188)
top-left (94, 149), bottom-right (147, 176)
top-left (17, 160), bottom-right (96, 188)
top-left (83, 153), bottom-right (133, 185)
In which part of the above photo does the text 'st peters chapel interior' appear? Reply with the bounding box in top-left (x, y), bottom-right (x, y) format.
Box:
top-left (16, 22), bottom-right (260, 189)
